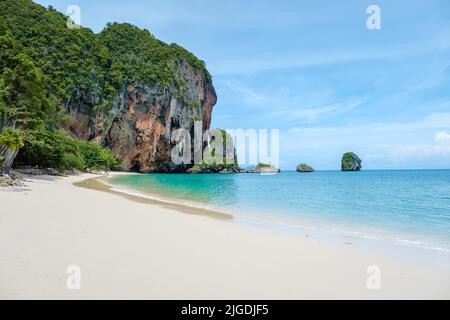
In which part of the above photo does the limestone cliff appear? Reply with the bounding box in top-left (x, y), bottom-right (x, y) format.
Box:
top-left (0, 1), bottom-right (218, 173)
top-left (66, 63), bottom-right (216, 173)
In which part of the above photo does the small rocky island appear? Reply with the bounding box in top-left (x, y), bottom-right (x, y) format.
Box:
top-left (250, 163), bottom-right (281, 173)
top-left (341, 152), bottom-right (362, 171)
top-left (296, 163), bottom-right (315, 173)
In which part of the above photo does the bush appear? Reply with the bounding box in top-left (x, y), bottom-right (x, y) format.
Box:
top-left (14, 128), bottom-right (120, 171)
top-left (79, 141), bottom-right (120, 171)
top-left (62, 152), bottom-right (85, 170)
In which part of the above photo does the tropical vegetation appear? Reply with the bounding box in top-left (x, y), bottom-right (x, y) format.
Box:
top-left (0, 0), bottom-right (209, 172)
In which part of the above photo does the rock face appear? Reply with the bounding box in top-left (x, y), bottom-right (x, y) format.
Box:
top-left (14, 167), bottom-right (67, 176)
top-left (186, 129), bottom-right (240, 174)
top-left (341, 152), bottom-right (362, 171)
top-left (66, 63), bottom-right (217, 173)
top-left (0, 3), bottom-right (218, 174)
top-left (186, 166), bottom-right (242, 174)
top-left (297, 163), bottom-right (315, 172)
top-left (0, 171), bottom-right (26, 188)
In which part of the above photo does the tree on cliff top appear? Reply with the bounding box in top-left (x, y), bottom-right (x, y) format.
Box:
top-left (0, 0), bottom-right (210, 107)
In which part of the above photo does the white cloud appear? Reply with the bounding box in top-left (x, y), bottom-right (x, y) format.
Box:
top-left (434, 131), bottom-right (450, 145)
top-left (429, 131), bottom-right (450, 155)
top-left (219, 79), bottom-right (366, 122)
top-left (282, 113), bottom-right (450, 169)
top-left (219, 81), bottom-right (266, 105)
top-left (273, 98), bottom-right (365, 122)
top-left (211, 41), bottom-right (450, 76)
top-left (287, 112), bottom-right (450, 138)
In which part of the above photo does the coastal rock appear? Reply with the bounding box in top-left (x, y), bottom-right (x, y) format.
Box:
top-left (9, 171), bottom-right (22, 180)
top-left (250, 164), bottom-right (281, 174)
top-left (0, 172), bottom-right (26, 188)
top-left (46, 168), bottom-right (60, 176)
top-left (186, 166), bottom-right (204, 174)
top-left (63, 169), bottom-right (82, 176)
top-left (14, 167), bottom-right (65, 176)
top-left (296, 163), bottom-right (315, 172)
top-left (186, 165), bottom-right (242, 174)
top-left (186, 129), bottom-right (240, 174)
top-left (67, 65), bottom-right (216, 173)
top-left (219, 168), bottom-right (234, 174)
top-left (341, 152), bottom-right (362, 171)
top-left (15, 167), bottom-right (45, 175)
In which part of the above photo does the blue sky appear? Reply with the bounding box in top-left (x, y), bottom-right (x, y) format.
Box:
top-left (36, 0), bottom-right (450, 169)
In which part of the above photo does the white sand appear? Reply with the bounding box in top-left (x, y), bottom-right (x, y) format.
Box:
top-left (0, 173), bottom-right (449, 300)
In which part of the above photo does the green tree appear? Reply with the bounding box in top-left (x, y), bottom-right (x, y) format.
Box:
top-left (14, 128), bottom-right (120, 171)
top-left (0, 128), bottom-right (24, 170)
top-left (0, 31), bottom-right (57, 170)
top-left (0, 0), bottom-right (212, 172)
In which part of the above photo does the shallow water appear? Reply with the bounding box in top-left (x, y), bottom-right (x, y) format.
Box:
top-left (107, 170), bottom-right (450, 267)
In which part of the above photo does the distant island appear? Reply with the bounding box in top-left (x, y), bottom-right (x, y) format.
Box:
top-left (297, 163), bottom-right (315, 173)
top-left (250, 163), bottom-right (281, 173)
top-left (341, 152), bottom-right (362, 171)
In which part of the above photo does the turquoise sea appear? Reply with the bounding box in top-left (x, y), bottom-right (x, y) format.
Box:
top-left (107, 170), bottom-right (450, 267)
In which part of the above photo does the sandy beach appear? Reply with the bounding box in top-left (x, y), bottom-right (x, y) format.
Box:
top-left (0, 173), bottom-right (449, 299)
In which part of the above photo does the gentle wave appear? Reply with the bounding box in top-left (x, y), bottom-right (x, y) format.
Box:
top-left (106, 182), bottom-right (233, 214)
top-left (234, 213), bottom-right (450, 254)
top-left (106, 177), bottom-right (450, 255)
top-left (104, 170), bottom-right (450, 268)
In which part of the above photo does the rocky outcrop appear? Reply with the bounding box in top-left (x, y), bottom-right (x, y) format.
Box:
top-left (250, 164), bottom-right (281, 173)
top-left (0, 171), bottom-right (26, 188)
top-left (186, 166), bottom-right (242, 174)
top-left (14, 167), bottom-right (64, 176)
top-left (297, 163), bottom-right (314, 172)
top-left (341, 152), bottom-right (362, 171)
top-left (66, 62), bottom-right (216, 173)
top-left (186, 129), bottom-right (240, 174)
top-left (0, 3), bottom-right (218, 174)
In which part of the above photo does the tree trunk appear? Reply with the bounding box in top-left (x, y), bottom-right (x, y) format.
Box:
top-left (0, 146), bottom-right (19, 173)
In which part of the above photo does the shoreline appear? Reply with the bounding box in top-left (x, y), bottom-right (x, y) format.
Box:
top-left (1, 173), bottom-right (449, 299)
top-left (91, 173), bottom-right (450, 269)
top-left (75, 174), bottom-right (233, 221)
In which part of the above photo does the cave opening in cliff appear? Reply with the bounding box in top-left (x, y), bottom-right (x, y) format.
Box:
top-left (130, 160), bottom-right (142, 173)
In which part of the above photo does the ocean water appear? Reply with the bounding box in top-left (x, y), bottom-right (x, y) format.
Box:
top-left (107, 170), bottom-right (450, 267)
